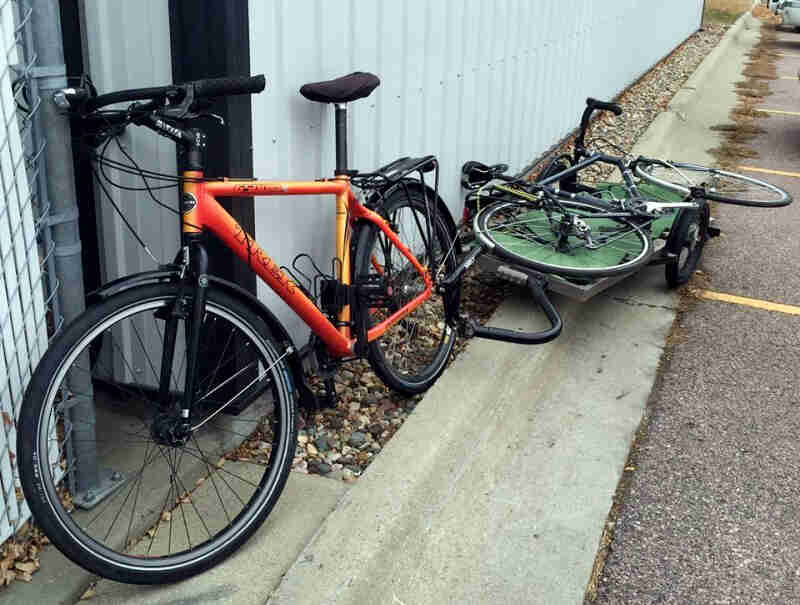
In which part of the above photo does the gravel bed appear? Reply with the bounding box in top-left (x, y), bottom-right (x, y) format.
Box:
top-left (291, 24), bottom-right (730, 484)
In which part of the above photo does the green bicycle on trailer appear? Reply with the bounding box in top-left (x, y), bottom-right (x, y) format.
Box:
top-left (434, 97), bottom-right (792, 347)
top-left (461, 97), bottom-right (791, 286)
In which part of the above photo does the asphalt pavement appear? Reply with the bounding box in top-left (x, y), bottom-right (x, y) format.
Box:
top-left (593, 16), bottom-right (800, 605)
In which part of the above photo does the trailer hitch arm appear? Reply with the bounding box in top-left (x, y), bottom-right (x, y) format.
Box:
top-left (462, 266), bottom-right (563, 345)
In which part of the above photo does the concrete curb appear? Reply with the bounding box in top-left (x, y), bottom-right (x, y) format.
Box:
top-left (268, 276), bottom-right (677, 604)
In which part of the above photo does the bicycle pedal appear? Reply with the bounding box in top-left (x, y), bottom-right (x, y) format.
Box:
top-left (356, 275), bottom-right (394, 307)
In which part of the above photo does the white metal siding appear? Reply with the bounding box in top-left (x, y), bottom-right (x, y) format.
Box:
top-left (82, 0), bottom-right (179, 283)
top-left (80, 0), bottom-right (179, 388)
top-left (249, 0), bottom-right (703, 342)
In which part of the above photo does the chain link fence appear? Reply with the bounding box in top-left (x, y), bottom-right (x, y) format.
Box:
top-left (0, 0), bottom-right (59, 545)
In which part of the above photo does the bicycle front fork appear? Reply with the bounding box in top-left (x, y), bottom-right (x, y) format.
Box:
top-left (156, 236), bottom-right (209, 444)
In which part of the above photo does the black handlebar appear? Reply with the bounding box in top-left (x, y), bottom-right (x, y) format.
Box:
top-left (85, 74), bottom-right (266, 112)
top-left (586, 97), bottom-right (623, 116)
top-left (575, 97), bottom-right (624, 163)
top-left (193, 75), bottom-right (266, 99)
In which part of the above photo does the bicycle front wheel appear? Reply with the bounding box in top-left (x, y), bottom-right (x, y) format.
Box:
top-left (634, 159), bottom-right (792, 207)
top-left (354, 188), bottom-right (457, 394)
top-left (474, 199), bottom-right (653, 278)
top-left (17, 283), bottom-right (297, 584)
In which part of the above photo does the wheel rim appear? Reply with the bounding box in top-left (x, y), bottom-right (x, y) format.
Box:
top-left (476, 201), bottom-right (651, 275)
top-left (635, 161), bottom-right (790, 206)
top-left (34, 295), bottom-right (293, 572)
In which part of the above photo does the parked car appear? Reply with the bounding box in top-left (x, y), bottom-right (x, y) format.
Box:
top-left (783, 0), bottom-right (800, 28)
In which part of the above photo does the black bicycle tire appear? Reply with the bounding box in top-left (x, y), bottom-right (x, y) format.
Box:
top-left (18, 283), bottom-right (297, 584)
top-left (634, 159), bottom-right (792, 207)
top-left (474, 199), bottom-right (653, 278)
top-left (665, 203), bottom-right (709, 288)
top-left (353, 188), bottom-right (457, 394)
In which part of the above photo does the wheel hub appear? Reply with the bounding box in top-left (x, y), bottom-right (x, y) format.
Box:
top-left (151, 411), bottom-right (191, 447)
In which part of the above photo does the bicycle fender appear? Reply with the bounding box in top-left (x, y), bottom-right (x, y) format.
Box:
top-left (88, 268), bottom-right (179, 302)
top-left (367, 178), bottom-right (461, 246)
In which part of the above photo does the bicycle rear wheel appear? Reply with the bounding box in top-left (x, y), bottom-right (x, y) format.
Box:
top-left (17, 284), bottom-right (296, 584)
top-left (634, 159), bottom-right (792, 207)
top-left (474, 199), bottom-right (653, 278)
top-left (354, 188), bottom-right (457, 394)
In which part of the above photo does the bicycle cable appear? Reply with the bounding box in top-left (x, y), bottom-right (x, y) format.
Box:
top-left (85, 126), bottom-right (207, 265)
top-left (90, 159), bottom-right (160, 265)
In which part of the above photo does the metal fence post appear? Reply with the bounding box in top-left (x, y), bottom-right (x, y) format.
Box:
top-left (27, 0), bottom-right (103, 508)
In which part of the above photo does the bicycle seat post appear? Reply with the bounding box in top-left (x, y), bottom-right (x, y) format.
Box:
top-left (335, 102), bottom-right (348, 177)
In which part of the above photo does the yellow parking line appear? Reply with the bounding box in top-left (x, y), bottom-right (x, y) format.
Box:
top-left (760, 108), bottom-right (800, 116)
top-left (777, 53), bottom-right (800, 58)
top-left (737, 165), bottom-right (800, 178)
top-left (693, 289), bottom-right (800, 316)
top-left (780, 76), bottom-right (799, 80)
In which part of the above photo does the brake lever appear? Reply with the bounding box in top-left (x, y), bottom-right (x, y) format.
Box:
top-left (159, 83), bottom-right (195, 119)
top-left (195, 113), bottom-right (225, 126)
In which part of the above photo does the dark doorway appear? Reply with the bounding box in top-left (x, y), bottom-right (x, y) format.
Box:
top-left (168, 0), bottom-right (256, 294)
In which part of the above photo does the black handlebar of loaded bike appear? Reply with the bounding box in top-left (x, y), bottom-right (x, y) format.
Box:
top-left (574, 97), bottom-right (623, 162)
top-left (585, 97), bottom-right (623, 116)
top-left (85, 74), bottom-right (267, 112)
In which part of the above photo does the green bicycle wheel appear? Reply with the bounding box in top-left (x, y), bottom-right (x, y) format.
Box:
top-left (474, 198), bottom-right (653, 278)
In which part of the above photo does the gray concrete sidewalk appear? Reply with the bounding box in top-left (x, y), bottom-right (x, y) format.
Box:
top-left (268, 273), bottom-right (676, 605)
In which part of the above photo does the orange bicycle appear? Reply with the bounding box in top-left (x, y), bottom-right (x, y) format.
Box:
top-left (17, 72), bottom-right (460, 583)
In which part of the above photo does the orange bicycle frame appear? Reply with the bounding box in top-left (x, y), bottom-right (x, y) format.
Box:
top-left (181, 172), bottom-right (433, 358)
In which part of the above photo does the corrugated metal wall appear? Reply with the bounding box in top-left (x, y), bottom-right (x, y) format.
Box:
top-left (249, 0), bottom-right (703, 340)
top-left (82, 0), bottom-right (179, 284)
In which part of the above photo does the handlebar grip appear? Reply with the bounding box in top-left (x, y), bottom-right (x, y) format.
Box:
top-left (193, 75), bottom-right (266, 99)
top-left (84, 75), bottom-right (267, 113)
top-left (586, 97), bottom-right (623, 116)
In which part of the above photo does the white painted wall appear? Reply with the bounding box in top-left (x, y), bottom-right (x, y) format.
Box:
top-left (248, 0), bottom-right (703, 342)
